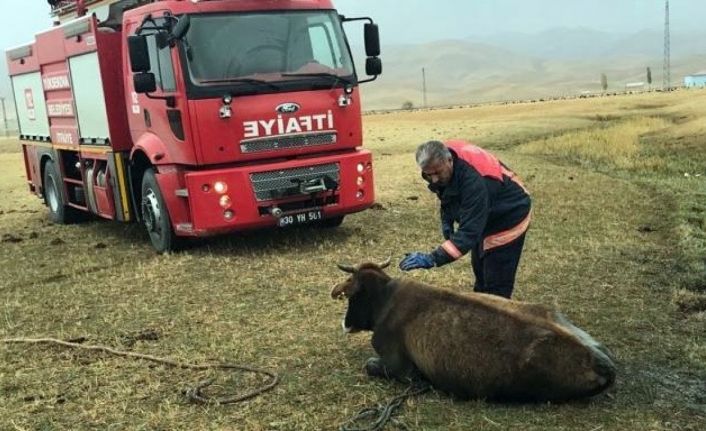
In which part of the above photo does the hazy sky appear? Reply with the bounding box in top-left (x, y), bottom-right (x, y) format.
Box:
top-left (0, 0), bottom-right (703, 50)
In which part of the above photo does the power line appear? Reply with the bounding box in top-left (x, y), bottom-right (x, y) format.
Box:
top-left (663, 0), bottom-right (671, 90)
top-left (422, 67), bottom-right (428, 108)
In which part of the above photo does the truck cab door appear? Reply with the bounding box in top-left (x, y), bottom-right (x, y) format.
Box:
top-left (126, 16), bottom-right (192, 162)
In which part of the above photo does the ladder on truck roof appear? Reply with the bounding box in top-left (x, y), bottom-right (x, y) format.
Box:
top-left (48, 0), bottom-right (154, 23)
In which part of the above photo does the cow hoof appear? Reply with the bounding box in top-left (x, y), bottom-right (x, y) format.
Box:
top-left (364, 357), bottom-right (389, 378)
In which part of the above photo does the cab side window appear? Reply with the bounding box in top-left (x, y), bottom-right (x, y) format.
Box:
top-left (144, 19), bottom-right (176, 92)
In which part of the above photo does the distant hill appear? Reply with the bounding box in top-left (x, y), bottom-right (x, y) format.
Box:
top-left (478, 27), bottom-right (706, 60)
top-left (476, 27), bottom-right (624, 60)
top-left (358, 28), bottom-right (706, 110)
top-left (354, 40), bottom-right (542, 109)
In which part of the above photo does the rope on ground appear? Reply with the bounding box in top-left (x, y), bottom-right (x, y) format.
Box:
top-left (2, 337), bottom-right (279, 405)
top-left (339, 383), bottom-right (431, 431)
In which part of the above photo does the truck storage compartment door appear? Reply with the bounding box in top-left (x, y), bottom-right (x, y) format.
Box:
top-left (69, 52), bottom-right (110, 144)
top-left (12, 72), bottom-right (50, 140)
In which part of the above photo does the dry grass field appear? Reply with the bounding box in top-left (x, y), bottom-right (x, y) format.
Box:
top-left (1, 90), bottom-right (705, 430)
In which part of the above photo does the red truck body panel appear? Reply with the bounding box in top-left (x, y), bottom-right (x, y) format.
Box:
top-left (185, 89), bottom-right (363, 165)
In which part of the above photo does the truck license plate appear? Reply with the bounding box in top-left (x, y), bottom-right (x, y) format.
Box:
top-left (277, 210), bottom-right (323, 227)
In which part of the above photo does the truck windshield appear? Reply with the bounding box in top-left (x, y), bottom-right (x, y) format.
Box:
top-left (183, 10), bottom-right (355, 91)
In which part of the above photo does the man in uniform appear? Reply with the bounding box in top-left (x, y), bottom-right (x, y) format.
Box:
top-left (399, 140), bottom-right (531, 299)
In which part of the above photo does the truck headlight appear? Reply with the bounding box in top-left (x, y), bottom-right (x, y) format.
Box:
top-left (214, 181), bottom-right (228, 194)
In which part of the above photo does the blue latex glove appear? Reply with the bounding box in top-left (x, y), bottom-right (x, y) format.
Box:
top-left (399, 252), bottom-right (435, 271)
top-left (441, 221), bottom-right (454, 240)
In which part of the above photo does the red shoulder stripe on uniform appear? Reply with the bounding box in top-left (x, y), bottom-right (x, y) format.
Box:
top-left (501, 166), bottom-right (530, 195)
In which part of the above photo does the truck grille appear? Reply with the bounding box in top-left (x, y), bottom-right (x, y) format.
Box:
top-left (240, 132), bottom-right (337, 154)
top-left (250, 163), bottom-right (340, 201)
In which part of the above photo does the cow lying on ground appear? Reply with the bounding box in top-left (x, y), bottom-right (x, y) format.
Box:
top-left (331, 260), bottom-right (616, 402)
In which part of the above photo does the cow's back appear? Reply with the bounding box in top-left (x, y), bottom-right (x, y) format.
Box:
top-left (386, 283), bottom-right (612, 401)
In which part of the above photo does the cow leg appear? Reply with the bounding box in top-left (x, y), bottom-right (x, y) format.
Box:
top-left (364, 355), bottom-right (425, 385)
top-left (369, 332), bottom-right (424, 384)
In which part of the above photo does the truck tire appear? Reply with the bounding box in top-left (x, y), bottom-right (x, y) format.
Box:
top-left (318, 215), bottom-right (344, 228)
top-left (43, 159), bottom-right (78, 224)
top-left (141, 168), bottom-right (177, 253)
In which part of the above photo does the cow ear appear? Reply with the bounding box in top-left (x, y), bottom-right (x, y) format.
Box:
top-left (330, 279), bottom-right (360, 300)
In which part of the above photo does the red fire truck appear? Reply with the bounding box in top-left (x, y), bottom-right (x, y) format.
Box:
top-left (6, 0), bottom-right (381, 252)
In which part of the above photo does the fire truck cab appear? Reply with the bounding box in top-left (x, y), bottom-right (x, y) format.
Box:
top-left (7, 0), bottom-right (382, 251)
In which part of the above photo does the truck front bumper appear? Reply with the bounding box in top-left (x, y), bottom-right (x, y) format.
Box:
top-left (160, 150), bottom-right (374, 236)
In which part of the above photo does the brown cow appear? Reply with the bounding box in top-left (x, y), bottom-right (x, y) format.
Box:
top-left (331, 261), bottom-right (616, 402)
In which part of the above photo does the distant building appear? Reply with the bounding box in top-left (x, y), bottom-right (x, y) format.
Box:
top-left (625, 82), bottom-right (645, 90)
top-left (684, 71), bottom-right (706, 88)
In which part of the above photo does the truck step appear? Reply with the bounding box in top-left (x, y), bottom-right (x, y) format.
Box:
top-left (67, 202), bottom-right (88, 211)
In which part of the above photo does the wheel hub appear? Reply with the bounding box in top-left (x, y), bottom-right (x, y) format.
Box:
top-left (141, 189), bottom-right (162, 234)
top-left (46, 176), bottom-right (59, 212)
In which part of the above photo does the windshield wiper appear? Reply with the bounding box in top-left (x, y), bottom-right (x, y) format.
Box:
top-left (281, 72), bottom-right (354, 87)
top-left (199, 78), bottom-right (281, 90)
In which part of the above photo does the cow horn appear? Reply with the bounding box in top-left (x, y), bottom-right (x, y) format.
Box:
top-left (337, 263), bottom-right (357, 274)
top-left (377, 257), bottom-right (391, 269)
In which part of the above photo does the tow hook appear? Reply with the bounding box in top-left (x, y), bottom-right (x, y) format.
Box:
top-left (293, 177), bottom-right (329, 194)
top-left (270, 207), bottom-right (283, 218)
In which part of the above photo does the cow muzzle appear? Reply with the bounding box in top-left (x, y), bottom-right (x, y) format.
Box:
top-left (331, 282), bottom-right (348, 300)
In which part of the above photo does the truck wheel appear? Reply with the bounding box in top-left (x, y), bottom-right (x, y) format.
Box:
top-left (141, 168), bottom-right (176, 253)
top-left (43, 159), bottom-right (77, 224)
top-left (318, 215), bottom-right (344, 228)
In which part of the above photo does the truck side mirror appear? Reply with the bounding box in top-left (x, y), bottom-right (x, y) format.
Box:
top-left (364, 23), bottom-right (380, 57)
top-left (170, 15), bottom-right (191, 41)
top-left (133, 72), bottom-right (157, 94)
top-left (128, 35), bottom-right (151, 73)
top-left (366, 57), bottom-right (382, 76)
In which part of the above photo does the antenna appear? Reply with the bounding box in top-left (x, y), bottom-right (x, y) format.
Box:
top-left (663, 0), bottom-right (671, 90)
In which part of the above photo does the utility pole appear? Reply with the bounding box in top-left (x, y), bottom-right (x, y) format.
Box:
top-left (663, 0), bottom-right (671, 90)
top-left (0, 97), bottom-right (8, 137)
top-left (422, 67), bottom-right (427, 108)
